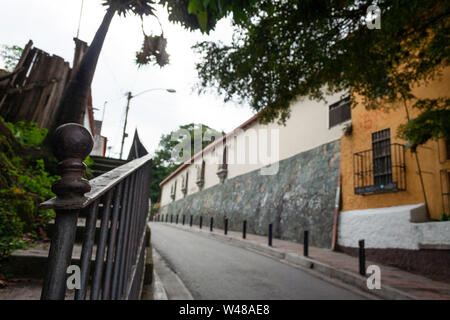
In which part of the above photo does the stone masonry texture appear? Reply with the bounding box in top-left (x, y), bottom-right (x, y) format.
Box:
top-left (159, 140), bottom-right (340, 248)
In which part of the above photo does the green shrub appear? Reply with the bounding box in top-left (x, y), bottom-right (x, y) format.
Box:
top-left (6, 120), bottom-right (47, 147)
top-left (0, 120), bottom-right (58, 261)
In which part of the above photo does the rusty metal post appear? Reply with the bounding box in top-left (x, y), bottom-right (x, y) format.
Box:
top-left (41, 123), bottom-right (93, 300)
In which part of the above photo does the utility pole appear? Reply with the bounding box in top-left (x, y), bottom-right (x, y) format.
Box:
top-left (101, 101), bottom-right (107, 122)
top-left (119, 88), bottom-right (176, 159)
top-left (119, 91), bottom-right (132, 159)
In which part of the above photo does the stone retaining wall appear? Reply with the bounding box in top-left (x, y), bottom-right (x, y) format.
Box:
top-left (159, 140), bottom-right (340, 248)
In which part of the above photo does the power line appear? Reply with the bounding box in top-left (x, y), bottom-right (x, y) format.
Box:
top-left (76, 0), bottom-right (84, 38)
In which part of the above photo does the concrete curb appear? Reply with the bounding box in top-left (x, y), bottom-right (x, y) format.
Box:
top-left (151, 247), bottom-right (194, 300)
top-left (158, 223), bottom-right (418, 300)
top-left (151, 269), bottom-right (169, 300)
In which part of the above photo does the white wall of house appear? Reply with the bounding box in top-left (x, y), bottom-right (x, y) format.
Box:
top-left (338, 203), bottom-right (450, 250)
top-left (91, 135), bottom-right (106, 156)
top-left (160, 91), bottom-right (350, 206)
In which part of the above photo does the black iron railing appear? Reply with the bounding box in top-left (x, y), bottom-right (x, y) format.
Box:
top-left (40, 123), bottom-right (152, 300)
top-left (353, 143), bottom-right (406, 195)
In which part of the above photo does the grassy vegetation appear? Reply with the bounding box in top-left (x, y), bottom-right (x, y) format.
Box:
top-left (0, 119), bottom-right (58, 260)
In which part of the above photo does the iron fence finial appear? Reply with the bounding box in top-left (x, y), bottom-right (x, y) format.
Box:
top-left (51, 123), bottom-right (93, 199)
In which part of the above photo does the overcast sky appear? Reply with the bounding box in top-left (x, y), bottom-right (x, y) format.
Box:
top-left (0, 0), bottom-right (254, 158)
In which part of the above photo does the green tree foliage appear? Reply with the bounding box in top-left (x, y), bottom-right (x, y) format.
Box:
top-left (0, 44), bottom-right (22, 72)
top-left (0, 119), bottom-right (58, 260)
top-left (180, 0), bottom-right (449, 146)
top-left (398, 98), bottom-right (450, 151)
top-left (160, 0), bottom-right (256, 32)
top-left (150, 123), bottom-right (222, 204)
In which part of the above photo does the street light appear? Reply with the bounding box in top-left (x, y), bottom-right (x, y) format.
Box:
top-left (119, 88), bottom-right (176, 159)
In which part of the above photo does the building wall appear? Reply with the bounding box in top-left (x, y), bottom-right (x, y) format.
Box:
top-left (160, 91), bottom-right (349, 206)
top-left (160, 140), bottom-right (341, 248)
top-left (91, 134), bottom-right (106, 156)
top-left (337, 204), bottom-right (450, 280)
top-left (337, 68), bottom-right (450, 281)
top-left (340, 68), bottom-right (450, 219)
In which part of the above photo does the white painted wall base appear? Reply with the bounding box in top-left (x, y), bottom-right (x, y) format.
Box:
top-left (338, 204), bottom-right (450, 250)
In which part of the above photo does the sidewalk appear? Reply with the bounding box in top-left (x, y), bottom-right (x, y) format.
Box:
top-left (154, 221), bottom-right (450, 300)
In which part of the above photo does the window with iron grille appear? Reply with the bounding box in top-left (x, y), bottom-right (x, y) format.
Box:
top-left (353, 128), bottom-right (406, 195)
top-left (372, 128), bottom-right (392, 186)
top-left (329, 96), bottom-right (351, 128)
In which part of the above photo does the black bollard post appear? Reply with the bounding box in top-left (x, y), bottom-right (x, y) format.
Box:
top-left (199, 216), bottom-right (203, 229)
top-left (268, 224), bottom-right (273, 246)
top-left (176, 214), bottom-right (179, 224)
top-left (303, 230), bottom-right (309, 257)
top-left (243, 220), bottom-right (247, 239)
top-left (359, 239), bottom-right (366, 276)
top-left (190, 215), bottom-right (193, 227)
top-left (182, 214), bottom-right (185, 225)
top-left (210, 217), bottom-right (214, 232)
top-left (224, 218), bottom-right (228, 235)
top-left (170, 215), bottom-right (173, 223)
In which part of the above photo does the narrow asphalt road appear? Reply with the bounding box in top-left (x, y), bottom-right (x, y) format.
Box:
top-left (149, 223), bottom-right (366, 300)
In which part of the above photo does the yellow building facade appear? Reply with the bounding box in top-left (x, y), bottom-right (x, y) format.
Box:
top-left (340, 68), bottom-right (450, 220)
top-left (337, 67), bottom-right (450, 280)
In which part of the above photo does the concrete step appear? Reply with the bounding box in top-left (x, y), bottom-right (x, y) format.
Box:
top-left (90, 156), bottom-right (129, 178)
top-left (92, 163), bottom-right (121, 171)
top-left (90, 156), bottom-right (128, 167)
top-left (3, 242), bottom-right (103, 279)
top-left (91, 169), bottom-right (108, 177)
top-left (47, 218), bottom-right (102, 244)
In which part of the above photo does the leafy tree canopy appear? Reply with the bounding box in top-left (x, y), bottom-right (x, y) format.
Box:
top-left (150, 123), bottom-right (222, 203)
top-left (0, 45), bottom-right (23, 72)
top-left (178, 0), bottom-right (449, 147)
top-left (160, 0), bottom-right (257, 32)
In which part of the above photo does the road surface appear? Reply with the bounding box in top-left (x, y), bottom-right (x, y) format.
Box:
top-left (149, 223), bottom-right (366, 300)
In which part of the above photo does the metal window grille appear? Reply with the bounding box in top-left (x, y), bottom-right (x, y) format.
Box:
top-left (329, 96), bottom-right (351, 128)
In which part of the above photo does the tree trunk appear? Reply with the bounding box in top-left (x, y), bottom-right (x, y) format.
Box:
top-left (52, 5), bottom-right (116, 131)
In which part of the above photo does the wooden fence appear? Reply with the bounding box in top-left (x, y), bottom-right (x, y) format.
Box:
top-left (0, 39), bottom-right (88, 130)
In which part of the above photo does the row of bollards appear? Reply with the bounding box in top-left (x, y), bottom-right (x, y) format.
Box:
top-left (155, 215), bottom-right (367, 276)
